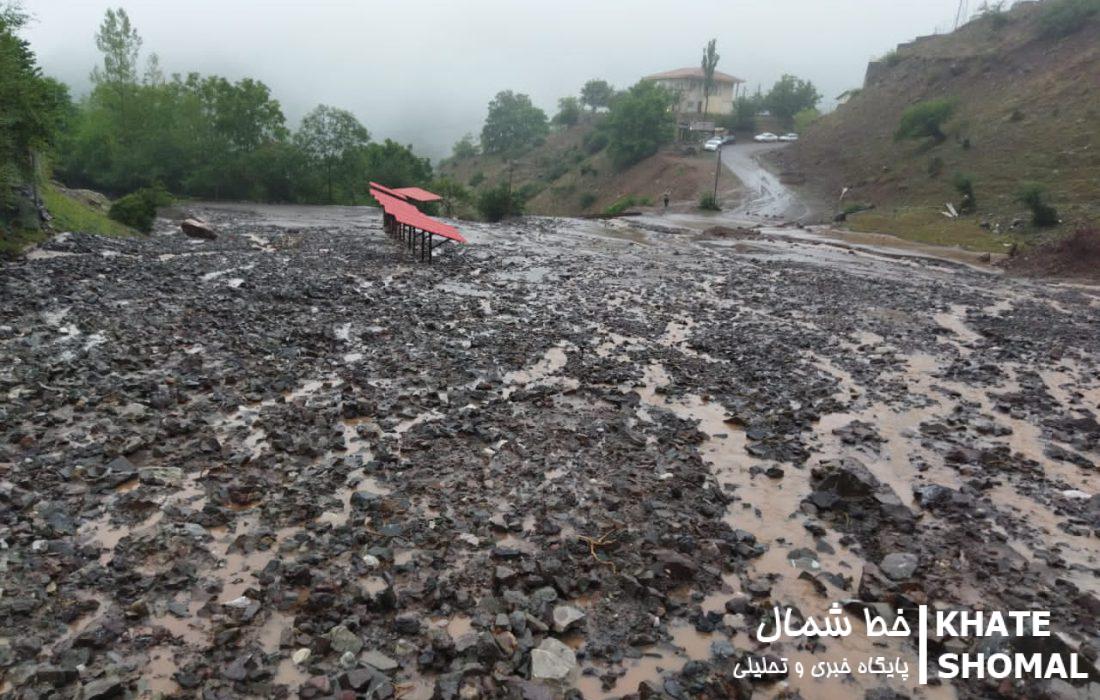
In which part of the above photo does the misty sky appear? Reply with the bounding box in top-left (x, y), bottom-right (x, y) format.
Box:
top-left (21, 0), bottom-right (981, 161)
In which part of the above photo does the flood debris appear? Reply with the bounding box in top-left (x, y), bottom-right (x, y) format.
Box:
top-left (1, 202), bottom-right (1097, 699)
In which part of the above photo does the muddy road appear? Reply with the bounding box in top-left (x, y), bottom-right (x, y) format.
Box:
top-left (1, 204), bottom-right (1098, 699)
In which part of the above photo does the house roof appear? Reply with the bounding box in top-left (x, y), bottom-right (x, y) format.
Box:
top-left (644, 67), bottom-right (744, 84)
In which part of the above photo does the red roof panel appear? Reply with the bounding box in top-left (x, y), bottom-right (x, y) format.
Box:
top-left (392, 187), bottom-right (442, 203)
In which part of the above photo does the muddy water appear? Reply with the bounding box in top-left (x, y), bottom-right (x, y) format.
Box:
top-left (603, 320), bottom-right (953, 699)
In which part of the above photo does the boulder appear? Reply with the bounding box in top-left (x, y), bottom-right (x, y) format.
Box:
top-left (530, 638), bottom-right (577, 682)
top-left (551, 605), bottom-right (585, 633)
top-left (181, 218), bottom-right (217, 240)
top-left (879, 552), bottom-right (919, 581)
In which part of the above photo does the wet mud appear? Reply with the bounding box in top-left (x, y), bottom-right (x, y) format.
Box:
top-left (1, 203), bottom-right (1098, 699)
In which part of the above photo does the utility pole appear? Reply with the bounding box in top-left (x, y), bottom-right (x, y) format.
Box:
top-left (954, 0), bottom-right (969, 29)
top-left (713, 146), bottom-right (722, 201)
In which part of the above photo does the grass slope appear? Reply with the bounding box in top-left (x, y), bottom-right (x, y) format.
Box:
top-left (772, 0), bottom-right (1100, 249)
top-left (1, 183), bottom-right (136, 256)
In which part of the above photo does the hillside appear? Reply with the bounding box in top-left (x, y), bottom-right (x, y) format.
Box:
top-left (439, 119), bottom-right (741, 217)
top-left (770, 0), bottom-right (1100, 246)
top-left (1, 183), bottom-right (136, 257)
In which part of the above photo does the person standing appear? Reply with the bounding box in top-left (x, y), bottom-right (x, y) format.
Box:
top-left (662, 190), bottom-right (671, 210)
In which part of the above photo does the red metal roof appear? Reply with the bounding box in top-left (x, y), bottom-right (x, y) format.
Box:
top-left (369, 182), bottom-right (408, 201)
top-left (371, 188), bottom-right (466, 244)
top-left (392, 187), bottom-right (442, 203)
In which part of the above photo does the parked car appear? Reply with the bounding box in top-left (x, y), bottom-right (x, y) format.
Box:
top-left (753, 132), bottom-right (779, 143)
top-left (703, 137), bottom-right (723, 151)
top-left (779, 133), bottom-right (799, 142)
top-left (720, 134), bottom-right (737, 145)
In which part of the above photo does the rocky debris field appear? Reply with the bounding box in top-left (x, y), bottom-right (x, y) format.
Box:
top-left (1, 204), bottom-right (1099, 700)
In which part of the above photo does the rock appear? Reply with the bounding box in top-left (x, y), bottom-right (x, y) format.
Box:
top-left (653, 549), bottom-right (697, 581)
top-left (35, 665), bottom-right (78, 687)
top-left (530, 638), bottom-right (577, 682)
top-left (181, 218), bottom-right (217, 240)
top-left (880, 552), bottom-right (919, 581)
top-left (81, 677), bottom-right (123, 700)
top-left (292, 648), bottom-right (311, 665)
top-left (551, 605), bottom-right (586, 633)
top-left (138, 467), bottom-right (183, 486)
top-left (327, 625), bottom-right (363, 655)
top-left (361, 649), bottom-right (399, 672)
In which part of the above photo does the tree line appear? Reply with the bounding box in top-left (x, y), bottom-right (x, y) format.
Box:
top-left (4, 4), bottom-right (434, 227)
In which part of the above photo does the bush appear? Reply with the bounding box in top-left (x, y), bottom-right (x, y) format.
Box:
top-left (1039, 0), bottom-right (1100, 37)
top-left (881, 49), bottom-right (902, 66)
top-left (843, 202), bottom-right (874, 216)
top-left (579, 192), bottom-right (597, 210)
top-left (469, 172), bottom-right (485, 188)
top-left (476, 183), bottom-right (522, 222)
top-left (451, 134), bottom-right (479, 160)
top-left (1016, 183), bottom-right (1059, 226)
top-left (698, 193), bottom-right (720, 211)
top-left (895, 98), bottom-right (956, 143)
top-left (108, 186), bottom-right (169, 233)
top-left (582, 130), bottom-right (609, 155)
top-left (952, 172), bottom-right (976, 213)
top-left (979, 1), bottom-right (1011, 28)
top-left (793, 108), bottom-right (820, 133)
top-left (603, 194), bottom-right (640, 216)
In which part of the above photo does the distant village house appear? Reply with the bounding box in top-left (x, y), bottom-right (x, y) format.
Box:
top-left (644, 67), bottom-right (745, 115)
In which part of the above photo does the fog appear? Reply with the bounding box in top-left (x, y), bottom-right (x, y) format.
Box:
top-left (22, 0), bottom-right (975, 161)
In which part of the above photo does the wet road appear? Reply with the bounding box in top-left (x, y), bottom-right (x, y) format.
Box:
top-left (718, 142), bottom-right (811, 222)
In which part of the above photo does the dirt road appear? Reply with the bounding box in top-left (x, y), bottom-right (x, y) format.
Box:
top-left (2, 203), bottom-right (1098, 699)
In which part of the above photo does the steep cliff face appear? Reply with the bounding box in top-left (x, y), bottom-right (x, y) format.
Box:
top-left (772, 0), bottom-right (1100, 235)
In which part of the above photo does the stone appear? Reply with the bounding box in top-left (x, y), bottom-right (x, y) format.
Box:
top-left (361, 649), bottom-right (399, 672)
top-left (327, 625), bottom-right (363, 655)
top-left (181, 218), bottom-right (217, 240)
top-left (530, 638), bottom-right (577, 682)
top-left (292, 648), bottom-right (311, 665)
top-left (81, 677), bottom-right (123, 700)
top-left (551, 605), bottom-right (585, 633)
top-left (880, 552), bottom-right (919, 581)
top-left (654, 549), bottom-right (697, 581)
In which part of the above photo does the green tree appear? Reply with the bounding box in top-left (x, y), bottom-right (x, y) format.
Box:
top-left (294, 105), bottom-right (370, 202)
top-left (554, 96), bottom-right (581, 126)
top-left (361, 139), bottom-right (432, 190)
top-left (431, 176), bottom-right (470, 217)
top-left (793, 107), bottom-right (820, 133)
top-left (894, 98), bottom-right (956, 143)
top-left (765, 75), bottom-right (821, 129)
top-left (603, 80), bottom-right (677, 170)
top-left (580, 79), bottom-right (614, 113)
top-left (480, 90), bottom-right (548, 155)
top-left (720, 95), bottom-right (759, 132)
top-left (700, 38), bottom-right (719, 114)
top-left (0, 3), bottom-right (69, 211)
top-left (90, 8), bottom-right (142, 134)
top-left (451, 133), bottom-right (479, 160)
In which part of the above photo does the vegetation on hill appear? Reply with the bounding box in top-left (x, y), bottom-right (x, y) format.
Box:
top-left (438, 74), bottom-right (742, 219)
top-left (771, 0), bottom-right (1100, 251)
top-left (0, 2), bottom-right (71, 248)
top-left (58, 8), bottom-right (433, 205)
